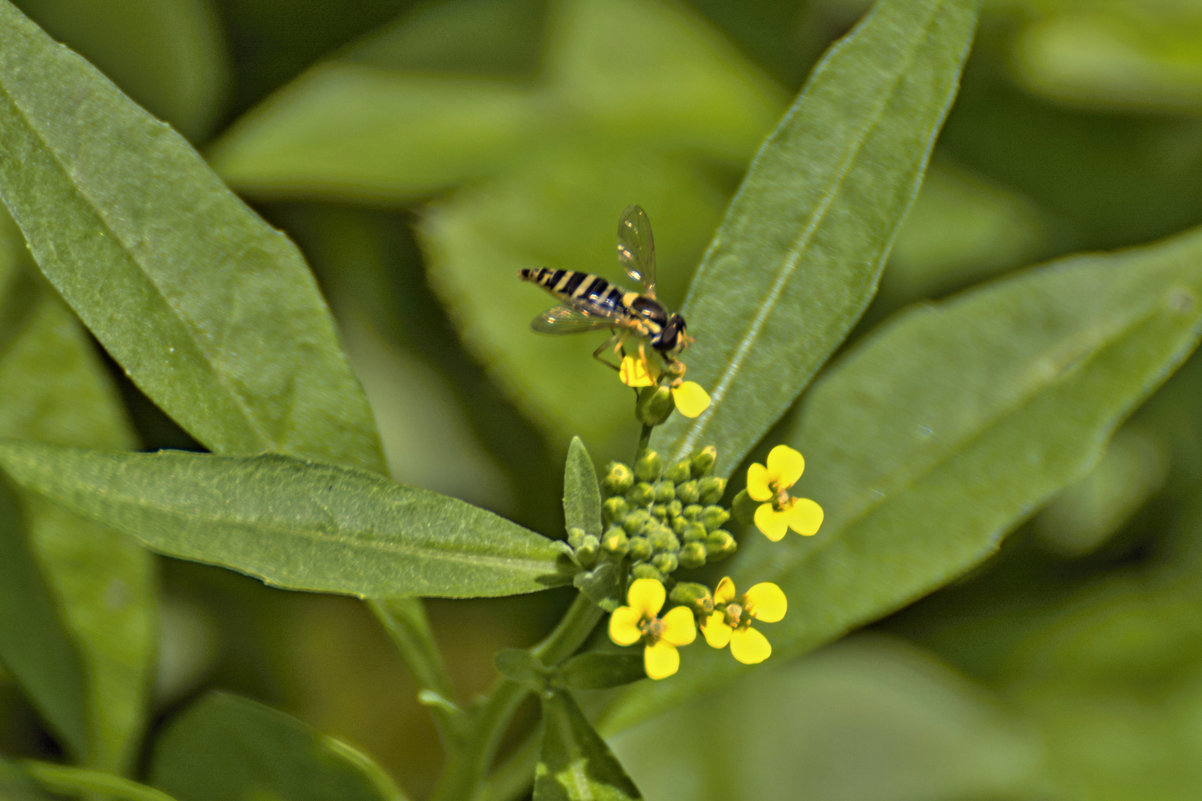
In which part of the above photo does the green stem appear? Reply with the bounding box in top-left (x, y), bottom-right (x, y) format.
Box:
top-left (429, 594), bottom-right (602, 801)
top-left (635, 424), bottom-right (653, 461)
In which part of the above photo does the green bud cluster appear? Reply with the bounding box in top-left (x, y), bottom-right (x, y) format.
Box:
top-left (596, 445), bottom-right (736, 578)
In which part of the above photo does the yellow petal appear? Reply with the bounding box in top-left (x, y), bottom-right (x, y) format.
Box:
top-left (765, 445), bottom-right (804, 488)
top-left (672, 382), bottom-right (711, 418)
top-left (753, 503), bottom-right (788, 542)
top-left (644, 641), bottom-right (680, 680)
top-left (701, 612), bottom-right (732, 648)
top-left (713, 576), bottom-right (737, 605)
top-left (619, 355), bottom-right (655, 387)
top-left (730, 627), bottom-right (772, 665)
top-left (743, 582), bottom-right (787, 623)
top-left (626, 578), bottom-right (666, 617)
top-left (660, 606), bottom-right (697, 646)
top-left (608, 607), bottom-right (643, 646)
top-left (745, 463), bottom-right (774, 502)
top-left (787, 497), bottom-right (824, 536)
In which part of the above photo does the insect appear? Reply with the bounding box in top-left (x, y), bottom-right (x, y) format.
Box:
top-left (519, 205), bottom-right (690, 373)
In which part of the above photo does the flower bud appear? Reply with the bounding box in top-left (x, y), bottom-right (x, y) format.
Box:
top-left (706, 530), bottom-right (738, 561)
top-left (690, 446), bottom-right (717, 477)
top-left (627, 536), bottom-right (653, 562)
top-left (636, 386), bottom-right (674, 427)
top-left (631, 563), bottom-right (666, 584)
top-left (669, 581), bottom-right (713, 612)
top-left (681, 521), bottom-right (707, 542)
top-left (731, 489), bottom-right (759, 524)
top-left (653, 480), bottom-right (675, 503)
top-left (664, 458), bottom-right (692, 484)
top-left (649, 503), bottom-right (667, 520)
top-left (574, 535), bottom-right (600, 567)
top-left (651, 552), bottom-right (678, 575)
top-left (682, 504), bottom-right (703, 521)
top-left (648, 526), bottom-right (679, 553)
top-left (698, 476), bottom-right (727, 505)
top-left (622, 508), bottom-right (651, 535)
top-left (679, 541), bottom-right (708, 569)
top-left (601, 462), bottom-right (634, 496)
top-left (567, 527), bottom-right (587, 549)
top-left (602, 496), bottom-right (628, 525)
top-left (625, 481), bottom-right (655, 507)
top-left (665, 499), bottom-right (683, 519)
top-left (700, 505), bottom-right (730, 531)
top-left (634, 450), bottom-right (663, 482)
top-left (601, 527), bottom-right (629, 555)
top-left (676, 479), bottom-right (700, 505)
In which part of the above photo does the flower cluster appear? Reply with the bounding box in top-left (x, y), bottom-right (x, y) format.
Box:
top-left (568, 446), bottom-right (736, 585)
top-left (600, 442), bottom-right (824, 679)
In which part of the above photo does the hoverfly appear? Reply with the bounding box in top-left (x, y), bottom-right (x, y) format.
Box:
top-left (519, 205), bottom-right (690, 373)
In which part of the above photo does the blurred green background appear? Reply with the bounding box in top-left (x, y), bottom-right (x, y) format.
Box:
top-left (5, 0), bottom-right (1202, 798)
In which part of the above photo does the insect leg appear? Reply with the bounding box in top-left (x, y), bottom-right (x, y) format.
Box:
top-left (592, 330), bottom-right (625, 370)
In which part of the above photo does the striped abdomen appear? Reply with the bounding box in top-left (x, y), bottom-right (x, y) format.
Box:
top-left (519, 268), bottom-right (628, 317)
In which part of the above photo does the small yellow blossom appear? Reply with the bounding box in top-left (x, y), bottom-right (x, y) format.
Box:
top-left (619, 354), bottom-right (711, 418)
top-left (746, 445), bottom-right (823, 541)
top-left (608, 578), bottom-right (697, 679)
top-left (700, 577), bottom-right (786, 665)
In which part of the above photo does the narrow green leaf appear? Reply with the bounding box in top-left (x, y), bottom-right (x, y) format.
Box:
top-left (0, 443), bottom-right (569, 599)
top-left (607, 224), bottom-right (1202, 731)
top-left (0, 225), bottom-right (153, 773)
top-left (564, 437), bottom-right (602, 537)
top-left (150, 692), bottom-right (409, 801)
top-left (536, 690), bottom-right (642, 801)
top-left (0, 478), bottom-right (89, 760)
top-left (0, 0), bottom-right (384, 473)
top-left (654, 0), bottom-right (981, 477)
top-left (22, 761), bottom-right (179, 801)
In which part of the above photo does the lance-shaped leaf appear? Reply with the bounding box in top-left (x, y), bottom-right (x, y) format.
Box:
top-left (0, 0), bottom-right (383, 473)
top-left (21, 762), bottom-right (180, 801)
top-left (654, 0), bottom-right (981, 477)
top-left (607, 224), bottom-right (1202, 731)
top-left (0, 443), bottom-right (569, 599)
top-left (150, 692), bottom-right (408, 801)
top-left (563, 437), bottom-right (602, 537)
top-left (536, 690), bottom-right (642, 801)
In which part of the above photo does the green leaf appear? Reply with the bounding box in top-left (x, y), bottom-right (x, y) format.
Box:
top-left (0, 219), bottom-right (153, 772)
top-left (563, 437), bottom-right (602, 537)
top-left (653, 0), bottom-right (981, 477)
top-left (150, 692), bottom-right (409, 801)
top-left (536, 690), bottom-right (642, 801)
top-left (496, 648), bottom-right (546, 687)
top-left (606, 223), bottom-right (1202, 731)
top-left (0, 0), bottom-right (384, 474)
top-left (0, 478), bottom-right (90, 760)
top-left (22, 761), bottom-right (179, 801)
top-left (0, 443), bottom-right (569, 599)
top-left (0, 757), bottom-right (52, 801)
top-left (559, 653), bottom-right (645, 691)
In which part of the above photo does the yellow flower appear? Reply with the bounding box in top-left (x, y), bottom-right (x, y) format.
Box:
top-left (608, 578), bottom-right (697, 679)
top-left (619, 355), bottom-right (711, 418)
top-left (700, 577), bottom-right (786, 665)
top-left (746, 445), bottom-right (823, 541)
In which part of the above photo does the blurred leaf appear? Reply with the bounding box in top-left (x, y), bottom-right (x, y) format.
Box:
top-left (0, 443), bottom-right (569, 599)
top-left (608, 223), bottom-right (1202, 730)
top-left (0, 479), bottom-right (89, 761)
top-left (536, 690), bottom-right (642, 801)
top-left (1010, 6), bottom-right (1202, 115)
top-left (150, 692), bottom-right (409, 801)
top-left (653, 0), bottom-right (981, 478)
top-left (0, 219), bottom-right (153, 772)
top-left (12, 0), bottom-right (230, 140)
top-left (0, 0), bottom-right (385, 474)
top-left (211, 0), bottom-right (782, 203)
top-left (564, 437), bottom-right (601, 537)
top-left (210, 68), bottom-right (546, 200)
top-left (496, 648), bottom-right (546, 687)
top-left (0, 757), bottom-right (52, 801)
top-left (559, 652), bottom-right (645, 691)
top-left (22, 761), bottom-right (179, 801)
top-left (611, 636), bottom-right (1040, 801)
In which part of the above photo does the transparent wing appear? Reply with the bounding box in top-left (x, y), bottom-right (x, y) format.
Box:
top-left (531, 304), bottom-right (623, 335)
top-left (616, 204), bottom-right (656, 297)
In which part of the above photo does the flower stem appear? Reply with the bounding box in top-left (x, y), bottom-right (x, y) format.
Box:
top-left (428, 593), bottom-right (602, 801)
